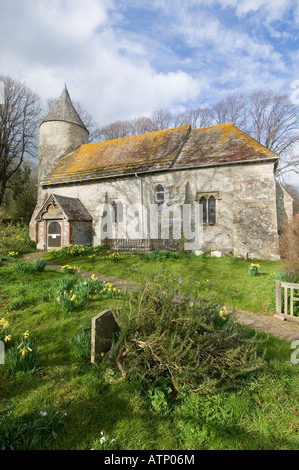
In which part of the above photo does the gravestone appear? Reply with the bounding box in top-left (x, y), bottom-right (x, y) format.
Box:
top-left (211, 250), bottom-right (222, 258)
top-left (91, 309), bottom-right (120, 364)
top-left (0, 340), bottom-right (4, 365)
top-left (194, 250), bottom-right (204, 256)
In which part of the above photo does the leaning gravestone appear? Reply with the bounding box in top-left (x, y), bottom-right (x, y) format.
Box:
top-left (91, 309), bottom-right (120, 364)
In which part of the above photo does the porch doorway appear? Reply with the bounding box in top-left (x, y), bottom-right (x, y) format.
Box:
top-left (47, 220), bottom-right (62, 249)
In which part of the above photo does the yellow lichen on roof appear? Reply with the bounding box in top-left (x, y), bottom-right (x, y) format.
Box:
top-left (45, 125), bottom-right (191, 183)
top-left (191, 122), bottom-right (275, 157)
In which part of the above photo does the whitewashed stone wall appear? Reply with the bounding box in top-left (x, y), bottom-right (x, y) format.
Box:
top-left (30, 159), bottom-right (294, 259)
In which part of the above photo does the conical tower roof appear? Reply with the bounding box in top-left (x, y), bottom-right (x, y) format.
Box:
top-left (43, 86), bottom-right (88, 131)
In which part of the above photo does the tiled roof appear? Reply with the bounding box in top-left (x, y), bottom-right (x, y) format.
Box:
top-left (42, 87), bottom-right (88, 131)
top-left (36, 194), bottom-right (92, 221)
top-left (174, 122), bottom-right (276, 168)
top-left (43, 122), bottom-right (278, 185)
top-left (43, 125), bottom-right (191, 184)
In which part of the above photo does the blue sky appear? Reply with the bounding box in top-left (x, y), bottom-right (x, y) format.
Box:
top-left (0, 0), bottom-right (298, 126)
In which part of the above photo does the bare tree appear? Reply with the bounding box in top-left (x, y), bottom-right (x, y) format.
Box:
top-left (130, 117), bottom-right (156, 135)
top-left (0, 75), bottom-right (41, 206)
top-left (97, 119), bottom-right (133, 141)
top-left (173, 107), bottom-right (213, 129)
top-left (152, 108), bottom-right (174, 131)
top-left (210, 93), bottom-right (249, 129)
top-left (247, 91), bottom-right (299, 155)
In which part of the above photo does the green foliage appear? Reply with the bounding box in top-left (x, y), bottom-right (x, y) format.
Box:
top-left (5, 338), bottom-right (38, 373)
top-left (113, 276), bottom-right (264, 395)
top-left (275, 271), bottom-right (299, 283)
top-left (14, 259), bottom-right (46, 274)
top-left (145, 249), bottom-right (182, 261)
top-left (147, 376), bottom-right (173, 414)
top-left (0, 405), bottom-right (66, 450)
top-left (0, 222), bottom-right (36, 255)
top-left (73, 329), bottom-right (91, 361)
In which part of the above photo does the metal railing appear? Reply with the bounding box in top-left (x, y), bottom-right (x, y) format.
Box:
top-left (104, 238), bottom-right (164, 252)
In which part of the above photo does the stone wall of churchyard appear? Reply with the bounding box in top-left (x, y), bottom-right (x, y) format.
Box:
top-left (31, 159), bottom-right (292, 259)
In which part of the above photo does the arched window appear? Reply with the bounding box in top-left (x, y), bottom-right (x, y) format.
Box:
top-left (155, 184), bottom-right (164, 204)
top-left (208, 196), bottom-right (216, 224)
top-left (111, 201), bottom-right (124, 223)
top-left (155, 184), bottom-right (164, 212)
top-left (199, 196), bottom-right (207, 224)
top-left (111, 201), bottom-right (117, 223)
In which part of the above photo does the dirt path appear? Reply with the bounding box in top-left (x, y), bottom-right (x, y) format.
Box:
top-left (21, 251), bottom-right (299, 342)
top-left (21, 251), bottom-right (136, 290)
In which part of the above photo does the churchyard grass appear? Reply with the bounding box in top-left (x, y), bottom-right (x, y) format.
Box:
top-left (0, 263), bottom-right (299, 450)
top-left (44, 249), bottom-right (286, 314)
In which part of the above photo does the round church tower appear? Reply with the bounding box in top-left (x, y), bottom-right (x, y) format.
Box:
top-left (38, 86), bottom-right (89, 189)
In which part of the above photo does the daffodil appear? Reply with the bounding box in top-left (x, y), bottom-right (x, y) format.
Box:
top-left (4, 335), bottom-right (11, 342)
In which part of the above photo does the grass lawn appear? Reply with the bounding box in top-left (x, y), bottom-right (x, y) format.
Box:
top-left (1, 263), bottom-right (299, 450)
top-left (43, 251), bottom-right (286, 314)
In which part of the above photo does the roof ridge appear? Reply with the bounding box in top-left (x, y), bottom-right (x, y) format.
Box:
top-left (92, 124), bottom-right (191, 146)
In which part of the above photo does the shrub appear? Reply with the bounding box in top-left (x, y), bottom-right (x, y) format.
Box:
top-left (280, 216), bottom-right (299, 273)
top-left (112, 276), bottom-right (264, 395)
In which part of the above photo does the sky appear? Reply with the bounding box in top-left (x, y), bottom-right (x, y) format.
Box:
top-left (0, 0), bottom-right (298, 128)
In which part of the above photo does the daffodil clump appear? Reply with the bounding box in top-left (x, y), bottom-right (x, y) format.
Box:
top-left (49, 244), bottom-right (105, 258)
top-left (248, 263), bottom-right (261, 276)
top-left (106, 252), bottom-right (120, 261)
top-left (52, 274), bottom-right (124, 312)
top-left (8, 251), bottom-right (18, 258)
top-left (55, 289), bottom-right (78, 312)
top-left (101, 280), bottom-right (122, 299)
top-left (60, 265), bottom-right (81, 275)
top-left (1, 317), bottom-right (38, 372)
top-left (0, 317), bottom-right (11, 344)
top-left (219, 306), bottom-right (228, 321)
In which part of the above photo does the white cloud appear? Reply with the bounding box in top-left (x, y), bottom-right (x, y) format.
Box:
top-left (0, 0), bottom-right (202, 125)
top-left (0, 0), bottom-right (297, 128)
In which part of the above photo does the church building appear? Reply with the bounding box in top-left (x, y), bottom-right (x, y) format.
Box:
top-left (29, 87), bottom-right (294, 259)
